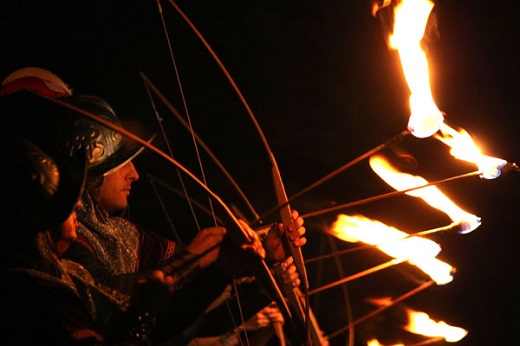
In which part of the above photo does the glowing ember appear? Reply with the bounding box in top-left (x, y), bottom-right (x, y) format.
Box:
top-left (369, 153), bottom-right (481, 234)
top-left (390, 0), bottom-right (443, 138)
top-left (435, 123), bottom-right (507, 179)
top-left (330, 214), bottom-right (454, 284)
top-left (405, 308), bottom-right (468, 342)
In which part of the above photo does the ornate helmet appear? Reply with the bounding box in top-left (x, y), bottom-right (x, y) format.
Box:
top-left (54, 94), bottom-right (151, 176)
top-left (7, 136), bottom-right (87, 232)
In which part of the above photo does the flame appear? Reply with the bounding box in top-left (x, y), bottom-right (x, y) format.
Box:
top-left (405, 308), bottom-right (468, 342)
top-left (411, 257), bottom-right (454, 284)
top-left (390, 0), bottom-right (443, 138)
top-left (330, 214), bottom-right (454, 284)
top-left (369, 153), bottom-right (481, 234)
top-left (435, 123), bottom-right (507, 179)
top-left (367, 339), bottom-right (404, 346)
top-left (391, 0), bottom-right (508, 177)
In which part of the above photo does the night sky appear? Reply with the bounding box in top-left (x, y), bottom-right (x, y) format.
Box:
top-left (2, 1), bottom-right (519, 345)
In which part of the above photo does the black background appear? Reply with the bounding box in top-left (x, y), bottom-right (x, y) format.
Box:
top-left (2, 1), bottom-right (519, 345)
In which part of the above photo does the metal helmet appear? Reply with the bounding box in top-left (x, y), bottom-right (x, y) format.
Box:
top-left (46, 94), bottom-right (150, 176)
top-left (7, 136), bottom-right (87, 232)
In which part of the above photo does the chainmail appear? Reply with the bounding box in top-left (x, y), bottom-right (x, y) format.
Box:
top-left (7, 232), bottom-right (78, 291)
top-left (75, 175), bottom-right (140, 275)
top-left (6, 231), bottom-right (136, 342)
top-left (7, 233), bottom-right (129, 314)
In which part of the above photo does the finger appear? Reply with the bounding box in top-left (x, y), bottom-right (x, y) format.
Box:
top-left (282, 264), bottom-right (300, 286)
top-left (270, 313), bottom-right (284, 324)
top-left (287, 219), bottom-right (304, 235)
top-left (149, 269), bottom-right (165, 281)
top-left (238, 219), bottom-right (264, 246)
top-left (241, 243), bottom-right (266, 259)
top-left (283, 275), bottom-right (301, 287)
top-left (256, 315), bottom-right (270, 327)
top-left (163, 276), bottom-right (177, 293)
top-left (288, 212), bottom-right (304, 229)
top-left (203, 226), bottom-right (227, 237)
top-left (282, 269), bottom-right (298, 283)
top-left (292, 237), bottom-right (307, 247)
top-left (281, 256), bottom-right (294, 269)
top-left (276, 222), bottom-right (284, 236)
top-left (288, 226), bottom-right (305, 241)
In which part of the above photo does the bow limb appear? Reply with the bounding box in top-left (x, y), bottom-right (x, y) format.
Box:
top-left (140, 72), bottom-right (260, 223)
top-left (271, 154), bottom-right (327, 346)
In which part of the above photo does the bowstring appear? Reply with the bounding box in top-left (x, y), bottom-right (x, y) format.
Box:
top-left (154, 0), bottom-right (214, 229)
top-left (143, 82), bottom-right (202, 233)
top-left (154, 0), bottom-right (248, 339)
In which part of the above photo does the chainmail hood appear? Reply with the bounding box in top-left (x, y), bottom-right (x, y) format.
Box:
top-left (75, 176), bottom-right (140, 275)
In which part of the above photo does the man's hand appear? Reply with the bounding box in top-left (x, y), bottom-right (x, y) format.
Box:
top-left (237, 218), bottom-right (266, 259)
top-left (264, 209), bottom-right (307, 263)
top-left (278, 256), bottom-right (301, 288)
top-left (238, 303), bottom-right (284, 331)
top-left (185, 226), bottom-right (227, 268)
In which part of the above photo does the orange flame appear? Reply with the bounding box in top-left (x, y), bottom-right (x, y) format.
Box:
top-left (391, 0), bottom-right (508, 176)
top-left (330, 214), bottom-right (454, 284)
top-left (435, 123), bottom-right (507, 179)
top-left (405, 308), bottom-right (468, 342)
top-left (367, 339), bottom-right (404, 346)
top-left (390, 0), bottom-right (443, 138)
top-left (369, 153), bottom-right (481, 234)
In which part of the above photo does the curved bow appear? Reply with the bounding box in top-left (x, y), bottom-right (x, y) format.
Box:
top-left (160, 1), bottom-right (327, 344)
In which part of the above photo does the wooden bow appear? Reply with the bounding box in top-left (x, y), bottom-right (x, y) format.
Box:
top-left (270, 153), bottom-right (327, 346)
top-left (158, 1), bottom-right (328, 343)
